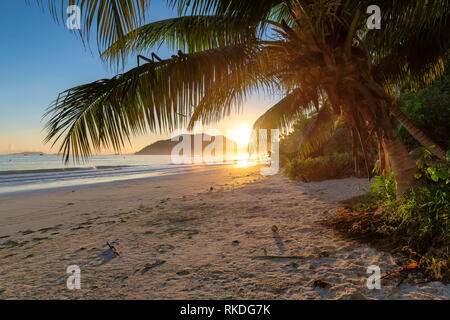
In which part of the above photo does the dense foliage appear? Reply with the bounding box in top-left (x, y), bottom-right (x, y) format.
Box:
top-left (398, 71), bottom-right (450, 151)
top-left (284, 152), bottom-right (364, 182)
top-left (348, 151), bottom-right (450, 281)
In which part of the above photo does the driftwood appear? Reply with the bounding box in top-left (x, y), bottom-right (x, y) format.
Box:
top-left (106, 241), bottom-right (120, 256)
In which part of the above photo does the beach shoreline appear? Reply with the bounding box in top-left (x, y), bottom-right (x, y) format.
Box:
top-left (0, 166), bottom-right (448, 299)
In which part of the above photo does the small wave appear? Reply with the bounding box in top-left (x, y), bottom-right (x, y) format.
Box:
top-left (0, 165), bottom-right (132, 176)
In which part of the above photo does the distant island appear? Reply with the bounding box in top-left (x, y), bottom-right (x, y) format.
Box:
top-left (135, 134), bottom-right (237, 155)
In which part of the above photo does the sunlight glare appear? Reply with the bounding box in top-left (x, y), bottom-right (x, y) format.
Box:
top-left (228, 124), bottom-right (252, 148)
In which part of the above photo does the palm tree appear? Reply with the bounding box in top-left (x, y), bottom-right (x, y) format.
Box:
top-left (35, 0), bottom-right (450, 195)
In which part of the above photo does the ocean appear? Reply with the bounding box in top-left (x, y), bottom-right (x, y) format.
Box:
top-left (0, 154), bottom-right (245, 194)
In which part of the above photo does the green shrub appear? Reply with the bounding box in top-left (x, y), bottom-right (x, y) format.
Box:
top-left (383, 184), bottom-right (450, 251)
top-left (352, 174), bottom-right (396, 211)
top-left (411, 146), bottom-right (450, 184)
top-left (355, 151), bottom-right (450, 248)
top-left (347, 153), bottom-right (450, 280)
top-left (284, 152), bottom-right (360, 182)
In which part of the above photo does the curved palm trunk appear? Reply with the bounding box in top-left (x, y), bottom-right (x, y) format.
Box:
top-left (383, 130), bottom-right (418, 196)
top-left (391, 104), bottom-right (447, 160)
top-left (381, 137), bottom-right (391, 176)
top-left (351, 128), bottom-right (360, 177)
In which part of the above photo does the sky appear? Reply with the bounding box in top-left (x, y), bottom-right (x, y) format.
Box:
top-left (0, 1), bottom-right (278, 154)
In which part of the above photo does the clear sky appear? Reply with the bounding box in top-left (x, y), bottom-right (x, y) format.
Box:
top-left (0, 1), bottom-right (277, 154)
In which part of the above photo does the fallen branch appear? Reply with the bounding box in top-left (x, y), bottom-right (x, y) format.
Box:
top-left (107, 241), bottom-right (120, 256)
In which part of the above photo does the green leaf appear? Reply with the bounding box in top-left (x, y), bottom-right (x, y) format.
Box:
top-left (431, 174), bottom-right (440, 182)
top-left (436, 169), bottom-right (448, 180)
top-left (414, 173), bottom-right (422, 179)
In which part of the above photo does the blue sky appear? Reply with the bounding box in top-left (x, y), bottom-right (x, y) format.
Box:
top-left (0, 1), bottom-right (276, 154)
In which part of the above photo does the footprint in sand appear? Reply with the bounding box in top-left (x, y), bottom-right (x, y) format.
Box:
top-left (32, 237), bottom-right (49, 242)
top-left (38, 226), bottom-right (59, 233)
top-left (2, 240), bottom-right (19, 248)
top-left (157, 244), bottom-right (174, 253)
top-left (141, 260), bottom-right (166, 274)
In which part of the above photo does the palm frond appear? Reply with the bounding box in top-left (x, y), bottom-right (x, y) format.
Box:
top-left (298, 102), bottom-right (339, 158)
top-left (168, 0), bottom-right (282, 20)
top-left (268, 2), bottom-right (296, 26)
top-left (29, 0), bottom-right (151, 55)
top-left (44, 44), bottom-right (257, 162)
top-left (252, 88), bottom-right (312, 131)
top-left (366, 0), bottom-right (450, 90)
top-left (102, 15), bottom-right (261, 68)
top-left (187, 47), bottom-right (280, 128)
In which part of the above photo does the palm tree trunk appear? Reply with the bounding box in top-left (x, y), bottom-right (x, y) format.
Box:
top-left (381, 137), bottom-right (391, 176)
top-left (351, 128), bottom-right (360, 177)
top-left (383, 130), bottom-right (418, 196)
top-left (391, 103), bottom-right (447, 160)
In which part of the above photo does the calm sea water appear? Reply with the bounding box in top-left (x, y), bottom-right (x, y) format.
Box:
top-left (0, 154), bottom-right (238, 194)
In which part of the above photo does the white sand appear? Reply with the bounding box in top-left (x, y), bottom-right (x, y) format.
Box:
top-left (0, 166), bottom-right (448, 299)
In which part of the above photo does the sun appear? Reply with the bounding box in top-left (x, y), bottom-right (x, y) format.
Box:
top-left (228, 124), bottom-right (252, 148)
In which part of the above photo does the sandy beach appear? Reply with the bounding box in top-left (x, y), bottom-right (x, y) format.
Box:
top-left (0, 165), bottom-right (448, 299)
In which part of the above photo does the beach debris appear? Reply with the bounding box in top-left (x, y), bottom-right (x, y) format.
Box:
top-left (209, 186), bottom-right (214, 192)
top-left (313, 279), bottom-right (330, 288)
top-left (323, 210), bottom-right (329, 214)
top-left (271, 225), bottom-right (279, 233)
top-left (157, 244), bottom-right (174, 253)
top-left (106, 241), bottom-right (120, 256)
top-left (21, 229), bottom-right (35, 235)
top-left (232, 240), bottom-right (240, 246)
top-left (263, 248), bottom-right (268, 255)
top-left (381, 262), bottom-right (425, 287)
top-left (176, 270), bottom-right (190, 276)
top-left (71, 190), bottom-right (76, 192)
top-left (407, 262), bottom-right (420, 270)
